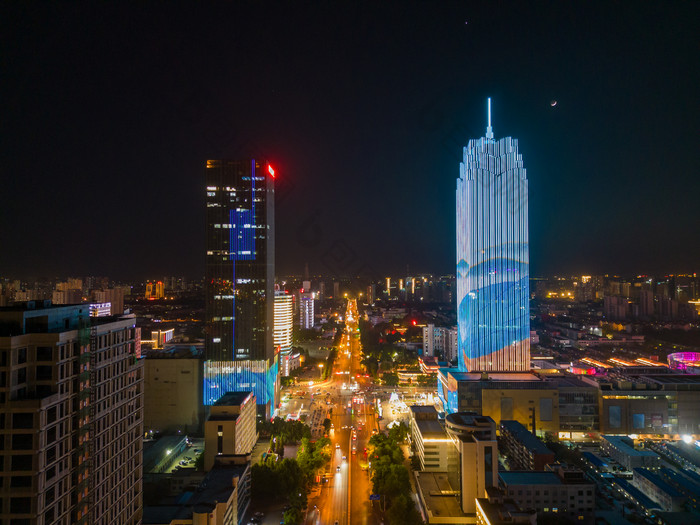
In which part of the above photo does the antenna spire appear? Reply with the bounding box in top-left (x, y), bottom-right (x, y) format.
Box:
top-left (486, 97), bottom-right (494, 139)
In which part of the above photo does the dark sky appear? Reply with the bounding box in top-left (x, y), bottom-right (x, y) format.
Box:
top-left (1, 2), bottom-right (698, 281)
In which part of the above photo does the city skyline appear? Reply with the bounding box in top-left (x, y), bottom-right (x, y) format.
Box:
top-left (1, 3), bottom-right (698, 280)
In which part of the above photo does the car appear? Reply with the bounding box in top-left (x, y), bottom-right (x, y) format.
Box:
top-left (336, 466), bottom-right (340, 472)
top-left (336, 444), bottom-right (340, 449)
top-left (342, 456), bottom-right (346, 461)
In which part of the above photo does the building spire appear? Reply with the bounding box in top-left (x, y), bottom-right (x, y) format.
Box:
top-left (486, 97), bottom-right (494, 139)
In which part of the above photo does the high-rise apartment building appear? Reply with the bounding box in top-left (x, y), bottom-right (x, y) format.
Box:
top-left (299, 291), bottom-right (315, 330)
top-left (456, 99), bottom-right (530, 372)
top-left (0, 301), bottom-right (143, 524)
top-left (204, 159), bottom-right (278, 415)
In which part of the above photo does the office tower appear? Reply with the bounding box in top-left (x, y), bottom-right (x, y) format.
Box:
top-left (204, 159), bottom-right (278, 416)
top-left (204, 391), bottom-right (257, 471)
top-left (333, 282), bottom-right (340, 299)
top-left (456, 98), bottom-right (530, 372)
top-left (0, 301), bottom-right (143, 524)
top-left (299, 291), bottom-right (315, 330)
top-left (274, 290), bottom-right (293, 358)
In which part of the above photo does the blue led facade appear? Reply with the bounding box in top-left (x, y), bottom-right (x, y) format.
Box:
top-left (456, 99), bottom-right (530, 372)
top-left (205, 159), bottom-right (278, 416)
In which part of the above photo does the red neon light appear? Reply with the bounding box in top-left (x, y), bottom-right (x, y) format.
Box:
top-left (268, 165), bottom-right (275, 178)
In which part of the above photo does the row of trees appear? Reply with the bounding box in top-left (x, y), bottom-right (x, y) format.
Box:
top-left (252, 416), bottom-right (333, 525)
top-left (368, 424), bottom-right (423, 525)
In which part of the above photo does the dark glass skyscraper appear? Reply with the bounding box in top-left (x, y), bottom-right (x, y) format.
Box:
top-left (456, 99), bottom-right (530, 373)
top-left (204, 159), bottom-right (278, 415)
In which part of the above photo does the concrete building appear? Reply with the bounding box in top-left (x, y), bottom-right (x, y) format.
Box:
top-left (499, 420), bottom-right (554, 471)
top-left (597, 373), bottom-right (700, 436)
top-left (475, 488), bottom-right (536, 525)
top-left (499, 464), bottom-right (595, 524)
top-left (142, 463), bottom-right (250, 525)
top-left (438, 371), bottom-right (601, 440)
top-left (143, 350), bottom-right (204, 434)
top-left (423, 324), bottom-right (458, 362)
top-left (632, 468), bottom-right (686, 512)
top-left (299, 291), bottom-right (315, 330)
top-left (600, 435), bottom-right (660, 470)
top-left (0, 301), bottom-right (144, 524)
top-left (446, 412), bottom-right (499, 514)
top-left (204, 392), bottom-right (257, 471)
top-left (408, 405), bottom-right (451, 471)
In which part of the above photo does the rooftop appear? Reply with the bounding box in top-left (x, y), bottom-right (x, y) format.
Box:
top-left (415, 471), bottom-right (470, 522)
top-left (499, 471), bottom-right (562, 486)
top-left (602, 435), bottom-right (658, 457)
top-left (416, 419), bottom-right (448, 439)
top-left (633, 468), bottom-right (684, 498)
top-left (500, 420), bottom-right (553, 456)
top-left (214, 391), bottom-right (253, 407)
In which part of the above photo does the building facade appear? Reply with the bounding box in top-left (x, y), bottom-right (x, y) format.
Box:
top-left (204, 392), bottom-right (257, 472)
top-left (204, 159), bottom-right (278, 415)
top-left (299, 291), bottom-right (315, 330)
top-left (456, 99), bottom-right (530, 372)
top-left (422, 324), bottom-right (458, 362)
top-left (0, 302), bottom-right (143, 525)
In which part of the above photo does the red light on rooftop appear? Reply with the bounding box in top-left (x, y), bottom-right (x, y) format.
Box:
top-left (268, 165), bottom-right (275, 177)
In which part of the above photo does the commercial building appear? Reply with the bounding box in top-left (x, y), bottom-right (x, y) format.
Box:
top-left (423, 324), bottom-right (458, 362)
top-left (456, 98), bottom-right (530, 373)
top-left (299, 290), bottom-right (315, 329)
top-left (597, 373), bottom-right (700, 435)
top-left (0, 301), bottom-right (144, 524)
top-left (438, 370), bottom-right (601, 439)
top-left (204, 391), bottom-right (257, 471)
top-left (600, 435), bottom-right (660, 470)
top-left (499, 420), bottom-right (554, 471)
top-left (499, 465), bottom-right (596, 524)
top-left (143, 349), bottom-right (204, 434)
top-left (204, 159), bottom-right (278, 416)
top-left (408, 405), bottom-right (451, 471)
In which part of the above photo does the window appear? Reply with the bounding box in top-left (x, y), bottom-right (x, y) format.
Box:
top-left (11, 476), bottom-right (32, 488)
top-left (10, 497), bottom-right (31, 513)
top-left (11, 434), bottom-right (32, 450)
top-left (37, 346), bottom-right (53, 361)
top-left (12, 413), bottom-right (33, 429)
top-left (17, 348), bottom-right (27, 364)
top-left (11, 455), bottom-right (32, 470)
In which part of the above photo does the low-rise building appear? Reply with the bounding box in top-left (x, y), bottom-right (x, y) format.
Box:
top-left (499, 420), bottom-right (555, 471)
top-left (499, 464), bottom-right (595, 524)
top-left (204, 392), bottom-right (257, 471)
top-left (632, 468), bottom-right (686, 512)
top-left (408, 406), bottom-right (451, 471)
top-left (600, 435), bottom-right (660, 470)
top-left (475, 488), bottom-right (536, 525)
top-left (143, 463), bottom-right (250, 525)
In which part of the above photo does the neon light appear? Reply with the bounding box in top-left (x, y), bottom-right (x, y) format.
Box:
top-left (268, 165), bottom-right (275, 177)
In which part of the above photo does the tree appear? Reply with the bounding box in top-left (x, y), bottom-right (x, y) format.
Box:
top-left (388, 422), bottom-right (409, 444)
top-left (283, 507), bottom-right (302, 525)
top-left (383, 372), bottom-right (399, 386)
top-left (322, 417), bottom-right (331, 433)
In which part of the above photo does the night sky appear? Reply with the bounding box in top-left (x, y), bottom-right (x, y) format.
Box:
top-left (1, 3), bottom-right (698, 281)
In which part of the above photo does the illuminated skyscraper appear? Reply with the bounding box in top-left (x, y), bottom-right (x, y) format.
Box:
top-left (299, 290), bottom-right (315, 330)
top-left (456, 99), bottom-right (530, 372)
top-left (204, 159), bottom-right (278, 416)
top-left (273, 290), bottom-right (293, 353)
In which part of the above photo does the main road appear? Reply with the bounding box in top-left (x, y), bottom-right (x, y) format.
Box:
top-left (305, 300), bottom-right (380, 525)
